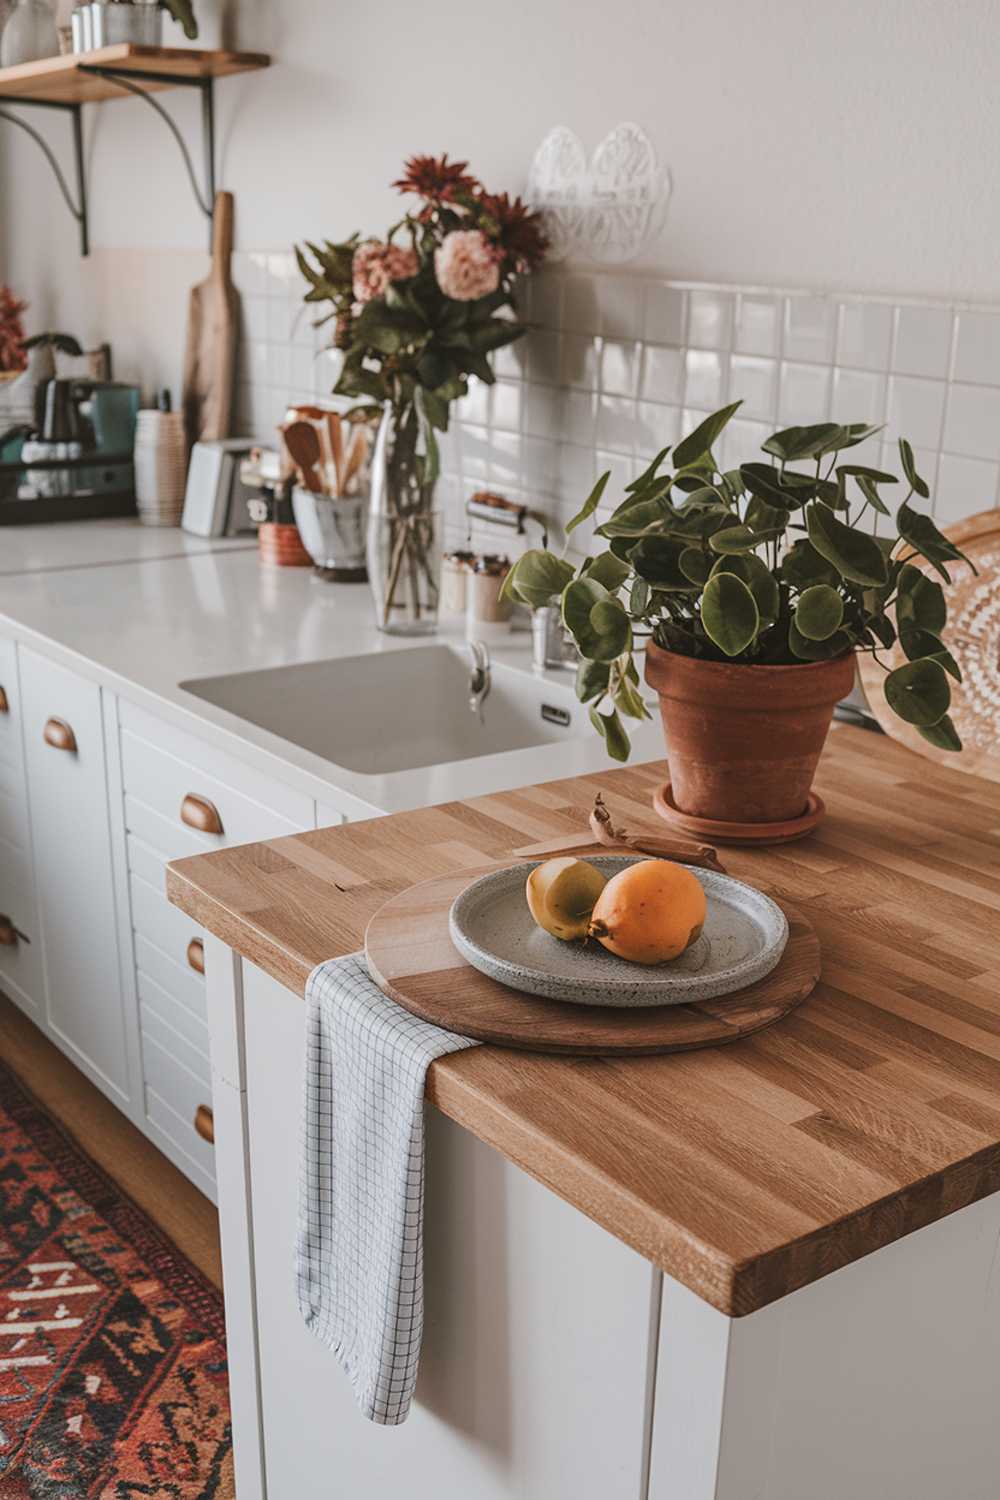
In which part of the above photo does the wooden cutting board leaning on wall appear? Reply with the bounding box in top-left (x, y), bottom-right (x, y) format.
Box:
top-left (182, 190), bottom-right (239, 451)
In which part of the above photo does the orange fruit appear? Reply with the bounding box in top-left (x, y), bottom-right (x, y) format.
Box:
top-left (588, 859), bottom-right (706, 965)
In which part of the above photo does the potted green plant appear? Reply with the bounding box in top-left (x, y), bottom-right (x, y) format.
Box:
top-left (503, 401), bottom-right (973, 832)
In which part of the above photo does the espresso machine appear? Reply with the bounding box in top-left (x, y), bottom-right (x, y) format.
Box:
top-left (0, 377), bottom-right (140, 524)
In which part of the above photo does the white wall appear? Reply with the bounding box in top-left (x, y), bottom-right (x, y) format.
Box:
top-left (2, 0), bottom-right (1000, 424)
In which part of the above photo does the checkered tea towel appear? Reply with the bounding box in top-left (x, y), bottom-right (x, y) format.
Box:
top-left (296, 953), bottom-right (480, 1425)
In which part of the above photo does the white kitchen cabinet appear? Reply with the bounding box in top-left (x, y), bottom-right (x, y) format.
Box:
top-left (19, 647), bottom-right (132, 1106)
top-left (208, 952), bottom-right (659, 1500)
top-left (0, 635), bottom-right (44, 1018)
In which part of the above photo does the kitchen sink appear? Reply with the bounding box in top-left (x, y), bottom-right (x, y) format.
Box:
top-left (179, 643), bottom-right (590, 776)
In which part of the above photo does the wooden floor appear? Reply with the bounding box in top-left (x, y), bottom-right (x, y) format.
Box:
top-left (0, 991), bottom-right (222, 1287)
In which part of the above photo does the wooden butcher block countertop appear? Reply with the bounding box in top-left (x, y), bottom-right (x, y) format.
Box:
top-left (167, 725), bottom-right (1000, 1317)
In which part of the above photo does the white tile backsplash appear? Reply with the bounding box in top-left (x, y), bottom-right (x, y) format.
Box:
top-left (783, 297), bottom-right (836, 364)
top-left (235, 260), bottom-right (1000, 549)
top-left (892, 305), bottom-right (954, 379)
top-left (943, 383), bottom-right (1000, 460)
top-left (685, 349), bottom-right (726, 409)
top-left (836, 302), bottom-right (893, 372)
top-left (936, 452), bottom-right (1000, 523)
top-left (886, 375), bottom-right (947, 449)
top-left (734, 295), bottom-right (780, 357)
top-left (953, 309), bottom-right (1000, 386)
top-left (730, 354), bottom-right (777, 422)
top-left (688, 290), bottom-right (734, 351)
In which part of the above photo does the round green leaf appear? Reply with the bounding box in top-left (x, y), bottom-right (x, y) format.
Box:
top-left (679, 546), bottom-right (712, 585)
top-left (794, 584), bottom-right (845, 641)
top-left (917, 713), bottom-right (962, 752)
top-left (505, 549), bottom-right (575, 607)
top-left (780, 539), bottom-right (840, 590)
top-left (710, 554), bottom-right (780, 624)
top-left (562, 576), bottom-right (607, 646)
top-left (700, 572), bottom-right (760, 657)
top-left (884, 657), bottom-right (951, 727)
top-left (899, 625), bottom-right (962, 681)
top-left (588, 598), bottom-right (632, 661)
top-left (806, 502), bottom-right (887, 587)
top-left (709, 524), bottom-right (764, 554)
top-left (895, 563), bottom-right (946, 633)
top-left (788, 622), bottom-right (853, 660)
top-left (576, 658), bottom-right (610, 704)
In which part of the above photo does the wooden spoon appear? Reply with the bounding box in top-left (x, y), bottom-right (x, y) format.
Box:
top-left (284, 420), bottom-right (324, 494)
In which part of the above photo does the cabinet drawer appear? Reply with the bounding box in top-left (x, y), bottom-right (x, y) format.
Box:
top-left (138, 976), bottom-right (210, 1086)
top-left (0, 636), bottom-right (23, 770)
top-left (134, 932), bottom-right (206, 1026)
top-left (130, 869), bottom-right (204, 972)
top-left (142, 1031), bottom-right (214, 1157)
top-left (0, 836), bottom-right (44, 1013)
top-left (118, 700), bottom-right (312, 852)
top-left (146, 1085), bottom-right (215, 1185)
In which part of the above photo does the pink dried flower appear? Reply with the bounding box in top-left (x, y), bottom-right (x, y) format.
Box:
top-left (352, 240), bottom-right (419, 304)
top-left (434, 230), bottom-right (500, 302)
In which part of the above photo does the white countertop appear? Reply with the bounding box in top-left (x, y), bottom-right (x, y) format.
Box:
top-left (0, 518), bottom-right (255, 576)
top-left (0, 522), bottom-right (663, 817)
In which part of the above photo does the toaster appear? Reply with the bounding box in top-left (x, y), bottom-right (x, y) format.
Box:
top-left (182, 439), bottom-right (261, 537)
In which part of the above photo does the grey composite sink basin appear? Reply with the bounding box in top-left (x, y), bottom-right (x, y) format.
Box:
top-left (180, 643), bottom-right (588, 776)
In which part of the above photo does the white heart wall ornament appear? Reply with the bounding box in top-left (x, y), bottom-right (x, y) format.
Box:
top-left (527, 123), bottom-right (671, 264)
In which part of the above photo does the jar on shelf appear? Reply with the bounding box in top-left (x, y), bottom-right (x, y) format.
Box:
top-left (1, 0), bottom-right (59, 65)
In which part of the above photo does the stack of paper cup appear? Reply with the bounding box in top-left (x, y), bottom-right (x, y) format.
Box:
top-left (134, 410), bottom-right (187, 526)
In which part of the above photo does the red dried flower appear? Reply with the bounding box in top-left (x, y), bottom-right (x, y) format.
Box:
top-left (0, 285), bottom-right (28, 374)
top-left (393, 153), bottom-right (480, 204)
top-left (477, 192), bottom-right (549, 273)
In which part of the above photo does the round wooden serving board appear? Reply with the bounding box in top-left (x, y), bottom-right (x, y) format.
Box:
top-left (364, 864), bottom-right (821, 1055)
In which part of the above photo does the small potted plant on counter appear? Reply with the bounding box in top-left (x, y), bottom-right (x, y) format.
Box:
top-left (296, 154), bottom-right (547, 635)
top-left (503, 401), bottom-right (973, 839)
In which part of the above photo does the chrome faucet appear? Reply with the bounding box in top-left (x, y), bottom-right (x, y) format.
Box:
top-left (468, 640), bottom-right (491, 720)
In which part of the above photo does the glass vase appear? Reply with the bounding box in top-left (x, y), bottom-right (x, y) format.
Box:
top-left (0, 0), bottom-right (58, 64)
top-left (366, 403), bottom-right (443, 636)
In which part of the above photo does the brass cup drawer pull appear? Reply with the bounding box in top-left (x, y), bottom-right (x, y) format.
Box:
top-left (0, 685), bottom-right (8, 714)
top-left (43, 717), bottom-right (77, 753)
top-left (0, 913), bottom-right (29, 947)
top-left (180, 793), bottom-right (224, 836)
top-left (194, 1104), bottom-right (215, 1145)
top-left (186, 937), bottom-right (205, 974)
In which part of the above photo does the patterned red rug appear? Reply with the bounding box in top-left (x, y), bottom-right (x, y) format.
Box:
top-left (0, 1059), bottom-right (233, 1498)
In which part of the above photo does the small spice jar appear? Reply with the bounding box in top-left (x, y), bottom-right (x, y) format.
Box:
top-left (466, 554), bottom-right (512, 637)
top-left (440, 549), bottom-right (475, 615)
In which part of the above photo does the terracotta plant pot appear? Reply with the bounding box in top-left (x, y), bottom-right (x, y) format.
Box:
top-left (644, 641), bottom-right (857, 825)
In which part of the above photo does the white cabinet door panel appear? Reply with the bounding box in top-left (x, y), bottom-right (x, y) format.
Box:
top-left (241, 961), bottom-right (656, 1500)
top-left (19, 648), bottom-right (129, 1100)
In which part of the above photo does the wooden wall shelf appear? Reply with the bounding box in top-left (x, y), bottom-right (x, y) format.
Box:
top-left (0, 45), bottom-right (271, 254)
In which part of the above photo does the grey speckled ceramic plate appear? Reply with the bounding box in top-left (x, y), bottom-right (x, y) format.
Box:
top-left (448, 856), bottom-right (789, 1008)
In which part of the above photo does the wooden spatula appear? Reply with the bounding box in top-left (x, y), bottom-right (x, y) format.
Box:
top-left (181, 190), bottom-right (239, 452)
top-left (284, 420), bottom-right (324, 493)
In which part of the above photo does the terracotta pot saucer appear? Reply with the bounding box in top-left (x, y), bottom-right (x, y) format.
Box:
top-left (653, 781), bottom-right (826, 846)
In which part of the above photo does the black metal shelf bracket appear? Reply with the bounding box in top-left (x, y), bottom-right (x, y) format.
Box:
top-left (0, 66), bottom-right (217, 257)
top-left (0, 99), bottom-right (88, 254)
top-left (77, 65), bottom-right (215, 237)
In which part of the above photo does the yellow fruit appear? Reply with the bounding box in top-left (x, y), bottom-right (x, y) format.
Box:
top-left (526, 856), bottom-right (608, 942)
top-left (588, 858), bottom-right (706, 965)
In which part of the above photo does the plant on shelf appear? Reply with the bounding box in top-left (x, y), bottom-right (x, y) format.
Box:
top-left (0, 286), bottom-right (28, 380)
top-left (161, 0), bottom-right (197, 39)
top-left (295, 154), bottom-right (548, 635)
top-left (503, 401), bottom-right (974, 832)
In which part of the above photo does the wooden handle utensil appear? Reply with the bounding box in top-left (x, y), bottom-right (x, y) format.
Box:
top-left (283, 420), bottom-right (324, 494)
top-left (513, 794), bottom-right (725, 872)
